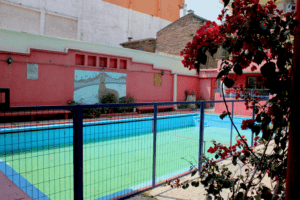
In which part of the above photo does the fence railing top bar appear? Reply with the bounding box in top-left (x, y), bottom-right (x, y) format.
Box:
top-left (60, 100), bottom-right (248, 109)
top-left (1, 105), bottom-right (76, 111)
top-left (1, 100), bottom-right (268, 111)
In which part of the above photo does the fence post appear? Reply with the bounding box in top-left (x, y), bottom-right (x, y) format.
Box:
top-left (251, 103), bottom-right (255, 147)
top-left (73, 105), bottom-right (84, 200)
top-left (230, 102), bottom-right (234, 147)
top-left (198, 102), bottom-right (205, 175)
top-left (152, 104), bottom-right (158, 187)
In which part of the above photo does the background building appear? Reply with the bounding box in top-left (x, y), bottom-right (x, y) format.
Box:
top-left (219, 0), bottom-right (295, 15)
top-left (0, 0), bottom-right (185, 47)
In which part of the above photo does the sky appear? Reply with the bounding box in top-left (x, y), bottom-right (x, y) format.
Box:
top-left (185, 0), bottom-right (225, 24)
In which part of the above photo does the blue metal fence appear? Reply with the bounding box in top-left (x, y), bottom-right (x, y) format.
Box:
top-left (216, 88), bottom-right (270, 100)
top-left (0, 100), bottom-right (259, 200)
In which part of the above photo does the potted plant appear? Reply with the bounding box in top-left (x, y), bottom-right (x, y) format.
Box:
top-left (184, 90), bottom-right (190, 100)
top-left (196, 94), bottom-right (203, 108)
top-left (126, 95), bottom-right (137, 112)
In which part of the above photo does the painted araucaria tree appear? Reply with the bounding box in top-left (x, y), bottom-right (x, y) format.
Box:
top-left (166, 0), bottom-right (299, 199)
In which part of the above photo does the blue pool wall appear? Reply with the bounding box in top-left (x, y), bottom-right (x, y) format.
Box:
top-left (0, 113), bottom-right (198, 153)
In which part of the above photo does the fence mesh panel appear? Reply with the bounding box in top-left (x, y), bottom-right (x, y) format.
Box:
top-left (0, 100), bottom-right (262, 199)
top-left (0, 108), bottom-right (74, 199)
top-left (154, 102), bottom-right (199, 186)
top-left (82, 104), bottom-right (154, 200)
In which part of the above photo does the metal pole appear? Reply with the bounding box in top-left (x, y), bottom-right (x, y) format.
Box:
top-left (152, 104), bottom-right (158, 187)
top-left (198, 102), bottom-right (205, 175)
top-left (73, 105), bottom-right (84, 200)
top-left (251, 103), bottom-right (255, 147)
top-left (230, 102), bottom-right (234, 147)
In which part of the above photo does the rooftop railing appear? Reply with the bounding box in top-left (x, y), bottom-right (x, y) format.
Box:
top-left (216, 88), bottom-right (270, 100)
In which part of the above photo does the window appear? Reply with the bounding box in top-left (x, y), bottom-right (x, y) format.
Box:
top-left (221, 48), bottom-right (230, 59)
top-left (27, 64), bottom-right (38, 80)
top-left (246, 76), bottom-right (264, 89)
top-left (286, 1), bottom-right (295, 13)
top-left (154, 73), bottom-right (162, 86)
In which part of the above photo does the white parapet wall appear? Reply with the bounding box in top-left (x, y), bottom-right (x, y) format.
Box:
top-left (0, 28), bottom-right (199, 76)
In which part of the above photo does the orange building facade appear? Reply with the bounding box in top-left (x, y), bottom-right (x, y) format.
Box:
top-left (103, 0), bottom-right (185, 22)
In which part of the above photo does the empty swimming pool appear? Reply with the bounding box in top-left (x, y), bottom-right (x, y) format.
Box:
top-left (0, 113), bottom-right (253, 200)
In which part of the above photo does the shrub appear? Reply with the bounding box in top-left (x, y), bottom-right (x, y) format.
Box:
top-left (100, 93), bottom-right (118, 113)
top-left (178, 104), bottom-right (189, 109)
top-left (196, 95), bottom-right (204, 108)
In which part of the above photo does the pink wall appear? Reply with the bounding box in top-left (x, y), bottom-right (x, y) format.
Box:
top-left (127, 71), bottom-right (174, 103)
top-left (214, 93), bottom-right (268, 116)
top-left (0, 49), bottom-right (187, 106)
top-left (199, 78), bottom-right (211, 101)
top-left (227, 73), bottom-right (263, 89)
top-left (177, 75), bottom-right (200, 101)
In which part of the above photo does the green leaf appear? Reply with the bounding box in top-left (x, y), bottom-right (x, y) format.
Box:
top-left (240, 183), bottom-right (247, 190)
top-left (220, 111), bottom-right (229, 120)
top-left (262, 129), bottom-right (272, 140)
top-left (223, 0), bottom-right (230, 7)
top-left (206, 196), bottom-right (213, 200)
top-left (223, 77), bottom-right (235, 88)
top-left (222, 39), bottom-right (231, 49)
top-left (191, 170), bottom-right (197, 176)
top-left (281, 137), bottom-right (287, 150)
top-left (279, 32), bottom-right (287, 42)
top-left (253, 125), bottom-right (261, 136)
top-left (195, 62), bottom-right (200, 75)
top-left (245, 51), bottom-right (254, 61)
top-left (191, 181), bottom-right (198, 187)
top-left (222, 180), bottom-right (231, 188)
top-left (207, 184), bottom-right (214, 194)
top-left (275, 136), bottom-right (280, 145)
top-left (277, 55), bottom-right (286, 70)
top-left (232, 156), bottom-right (237, 165)
top-left (209, 47), bottom-right (218, 57)
top-left (274, 26), bottom-right (281, 35)
top-left (254, 194), bottom-right (262, 200)
top-left (233, 64), bottom-right (243, 76)
top-left (201, 179), bottom-right (208, 187)
top-left (256, 114), bottom-right (262, 122)
top-left (245, 151), bottom-right (250, 157)
top-left (283, 29), bottom-right (290, 36)
top-left (260, 62), bottom-right (276, 78)
top-left (261, 21), bottom-right (268, 31)
top-left (217, 70), bottom-right (226, 79)
top-left (254, 50), bottom-right (265, 65)
top-left (197, 49), bottom-right (207, 65)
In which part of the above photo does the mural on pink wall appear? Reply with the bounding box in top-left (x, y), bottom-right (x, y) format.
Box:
top-left (74, 70), bottom-right (127, 104)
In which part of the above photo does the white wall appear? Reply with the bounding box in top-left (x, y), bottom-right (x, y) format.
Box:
top-left (0, 0), bottom-right (171, 47)
top-left (0, 28), bottom-right (200, 76)
top-left (0, 2), bottom-right (40, 34)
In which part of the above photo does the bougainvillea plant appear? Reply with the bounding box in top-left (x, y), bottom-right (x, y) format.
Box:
top-left (167, 0), bottom-right (298, 199)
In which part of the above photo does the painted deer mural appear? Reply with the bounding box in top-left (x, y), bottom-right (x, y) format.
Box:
top-left (98, 72), bottom-right (119, 103)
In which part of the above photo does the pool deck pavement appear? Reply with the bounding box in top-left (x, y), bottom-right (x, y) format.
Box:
top-left (126, 141), bottom-right (276, 200)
